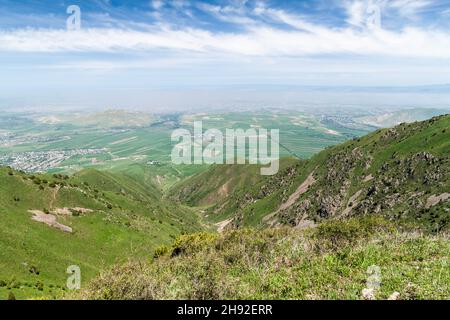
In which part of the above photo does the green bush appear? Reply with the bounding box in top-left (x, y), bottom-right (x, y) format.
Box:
top-left (36, 281), bottom-right (44, 291)
top-left (153, 245), bottom-right (170, 259)
top-left (315, 215), bottom-right (393, 250)
top-left (171, 232), bottom-right (218, 257)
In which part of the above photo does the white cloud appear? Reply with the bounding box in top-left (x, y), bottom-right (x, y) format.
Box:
top-left (1, 22), bottom-right (450, 59)
top-left (0, 2), bottom-right (449, 60)
top-left (151, 0), bottom-right (164, 10)
top-left (388, 0), bottom-right (433, 17)
top-left (343, 0), bottom-right (434, 26)
top-left (345, 1), bottom-right (367, 27)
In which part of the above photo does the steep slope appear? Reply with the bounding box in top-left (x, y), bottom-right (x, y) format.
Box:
top-left (169, 158), bottom-right (299, 208)
top-left (0, 167), bottom-right (201, 299)
top-left (173, 115), bottom-right (450, 232)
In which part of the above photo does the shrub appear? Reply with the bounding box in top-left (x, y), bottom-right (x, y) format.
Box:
top-left (315, 215), bottom-right (393, 250)
top-left (29, 266), bottom-right (40, 275)
top-left (171, 232), bottom-right (218, 257)
top-left (36, 281), bottom-right (44, 291)
top-left (7, 292), bottom-right (16, 300)
top-left (153, 245), bottom-right (170, 259)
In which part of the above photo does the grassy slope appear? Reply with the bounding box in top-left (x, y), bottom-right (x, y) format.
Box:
top-left (0, 167), bottom-right (201, 300)
top-left (169, 158), bottom-right (298, 207)
top-left (77, 216), bottom-right (450, 300)
top-left (76, 115), bottom-right (449, 300)
top-left (171, 115), bottom-right (450, 230)
top-left (2, 115), bottom-right (448, 300)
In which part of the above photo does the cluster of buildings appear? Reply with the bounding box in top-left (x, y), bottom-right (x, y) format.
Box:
top-left (0, 148), bottom-right (107, 173)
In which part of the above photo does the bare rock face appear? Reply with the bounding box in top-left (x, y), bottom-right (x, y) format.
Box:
top-left (388, 292), bottom-right (401, 300)
top-left (317, 196), bottom-right (341, 218)
top-left (362, 288), bottom-right (376, 300)
top-left (381, 128), bottom-right (399, 141)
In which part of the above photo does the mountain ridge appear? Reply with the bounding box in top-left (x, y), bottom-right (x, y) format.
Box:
top-left (172, 115), bottom-right (450, 232)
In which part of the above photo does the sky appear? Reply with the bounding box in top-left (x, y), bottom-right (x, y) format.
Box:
top-left (1, 0), bottom-right (450, 111)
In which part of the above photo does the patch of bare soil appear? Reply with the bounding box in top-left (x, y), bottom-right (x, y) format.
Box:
top-left (363, 174), bottom-right (374, 182)
top-left (52, 208), bottom-right (72, 215)
top-left (52, 207), bottom-right (94, 215)
top-left (218, 180), bottom-right (230, 197)
top-left (295, 219), bottom-right (316, 230)
top-left (71, 207), bottom-right (94, 214)
top-left (29, 210), bottom-right (72, 233)
top-left (201, 179), bottom-right (232, 206)
top-left (263, 171), bottom-right (316, 226)
top-left (49, 185), bottom-right (60, 209)
top-left (342, 190), bottom-right (362, 216)
top-left (277, 171), bottom-right (316, 213)
top-left (215, 218), bottom-right (233, 233)
top-left (425, 193), bottom-right (450, 209)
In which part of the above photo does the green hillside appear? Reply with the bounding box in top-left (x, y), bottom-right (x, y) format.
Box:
top-left (0, 168), bottom-right (201, 299)
top-left (76, 115), bottom-right (450, 301)
top-left (1, 115), bottom-right (449, 300)
top-left (77, 216), bottom-right (450, 300)
top-left (172, 115), bottom-right (449, 231)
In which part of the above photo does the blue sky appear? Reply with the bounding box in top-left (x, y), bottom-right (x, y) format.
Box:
top-left (1, 0), bottom-right (450, 111)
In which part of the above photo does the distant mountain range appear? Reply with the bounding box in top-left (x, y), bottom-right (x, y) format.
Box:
top-left (355, 108), bottom-right (450, 128)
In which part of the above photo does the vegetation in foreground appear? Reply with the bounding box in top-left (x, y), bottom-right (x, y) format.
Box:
top-left (0, 167), bottom-right (201, 299)
top-left (76, 216), bottom-right (449, 300)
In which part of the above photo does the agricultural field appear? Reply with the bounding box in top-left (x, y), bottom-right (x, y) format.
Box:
top-left (0, 108), bottom-right (377, 189)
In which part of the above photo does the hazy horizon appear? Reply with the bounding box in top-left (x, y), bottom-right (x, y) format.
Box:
top-left (1, 0), bottom-right (450, 111)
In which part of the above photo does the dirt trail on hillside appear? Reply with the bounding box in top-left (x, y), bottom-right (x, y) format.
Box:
top-left (219, 180), bottom-right (231, 197)
top-left (342, 190), bottom-right (362, 216)
top-left (49, 186), bottom-right (60, 209)
top-left (263, 171), bottom-right (316, 225)
top-left (425, 193), bottom-right (450, 209)
top-left (277, 171), bottom-right (316, 212)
